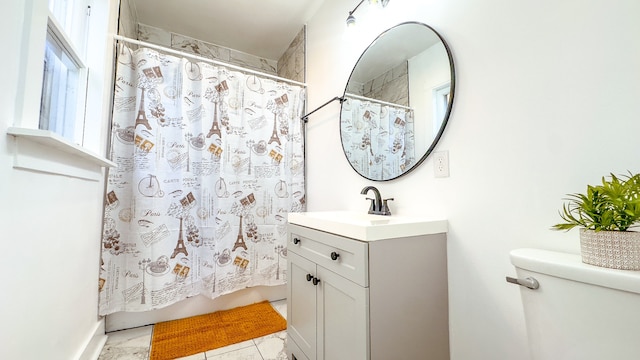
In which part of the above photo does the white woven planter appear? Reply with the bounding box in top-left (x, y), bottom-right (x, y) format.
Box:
top-left (580, 229), bottom-right (640, 270)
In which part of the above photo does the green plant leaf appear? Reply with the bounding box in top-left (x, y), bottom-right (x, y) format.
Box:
top-left (552, 172), bottom-right (640, 232)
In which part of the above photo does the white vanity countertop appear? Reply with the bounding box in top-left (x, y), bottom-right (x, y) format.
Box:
top-left (288, 211), bottom-right (448, 241)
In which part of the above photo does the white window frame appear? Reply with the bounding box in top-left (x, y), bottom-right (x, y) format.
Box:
top-left (432, 82), bottom-right (451, 136)
top-left (10, 0), bottom-right (117, 178)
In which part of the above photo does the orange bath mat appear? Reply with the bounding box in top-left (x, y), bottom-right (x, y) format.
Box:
top-left (149, 301), bottom-right (286, 360)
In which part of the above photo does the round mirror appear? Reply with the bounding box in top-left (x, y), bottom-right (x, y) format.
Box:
top-left (340, 22), bottom-right (455, 181)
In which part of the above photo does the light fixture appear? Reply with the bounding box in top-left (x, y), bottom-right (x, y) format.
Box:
top-left (346, 13), bottom-right (356, 27)
top-left (346, 0), bottom-right (365, 27)
top-left (345, 0), bottom-right (390, 27)
top-left (368, 0), bottom-right (391, 8)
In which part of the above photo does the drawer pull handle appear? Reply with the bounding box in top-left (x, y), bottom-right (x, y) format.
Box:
top-left (306, 274), bottom-right (313, 281)
top-left (293, 237), bottom-right (301, 245)
top-left (330, 252), bottom-right (340, 261)
top-left (312, 277), bottom-right (321, 285)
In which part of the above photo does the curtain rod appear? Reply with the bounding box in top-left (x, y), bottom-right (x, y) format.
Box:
top-left (344, 93), bottom-right (412, 110)
top-left (113, 35), bottom-right (307, 88)
top-left (301, 96), bottom-right (345, 123)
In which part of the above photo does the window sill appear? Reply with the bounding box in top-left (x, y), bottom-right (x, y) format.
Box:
top-left (7, 127), bottom-right (116, 181)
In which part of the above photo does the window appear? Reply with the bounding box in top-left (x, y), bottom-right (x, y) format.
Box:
top-left (9, 1), bottom-right (117, 176)
top-left (433, 82), bottom-right (451, 136)
top-left (40, 0), bottom-right (90, 143)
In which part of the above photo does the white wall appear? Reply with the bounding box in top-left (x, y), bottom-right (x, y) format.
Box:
top-left (0, 1), bottom-right (119, 359)
top-left (305, 1), bottom-right (640, 359)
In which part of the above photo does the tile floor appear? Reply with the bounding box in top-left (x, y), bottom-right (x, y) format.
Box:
top-left (98, 300), bottom-right (288, 360)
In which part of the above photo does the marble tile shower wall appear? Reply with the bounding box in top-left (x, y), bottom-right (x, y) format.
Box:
top-left (346, 80), bottom-right (364, 95)
top-left (363, 62), bottom-right (409, 107)
top-left (137, 23), bottom-right (276, 74)
top-left (137, 23), bottom-right (305, 82)
top-left (118, 0), bottom-right (138, 40)
top-left (277, 27), bottom-right (305, 83)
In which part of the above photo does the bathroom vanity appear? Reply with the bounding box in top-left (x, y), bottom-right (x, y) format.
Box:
top-left (286, 211), bottom-right (449, 360)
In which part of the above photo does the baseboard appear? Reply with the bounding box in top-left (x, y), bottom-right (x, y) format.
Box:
top-left (77, 318), bottom-right (108, 360)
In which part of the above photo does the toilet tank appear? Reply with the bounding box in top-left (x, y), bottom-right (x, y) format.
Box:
top-left (510, 248), bottom-right (640, 360)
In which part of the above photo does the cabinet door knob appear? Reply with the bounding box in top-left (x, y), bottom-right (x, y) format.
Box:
top-left (312, 277), bottom-right (320, 285)
top-left (330, 251), bottom-right (340, 261)
top-left (293, 237), bottom-right (301, 245)
top-left (306, 273), bottom-right (313, 281)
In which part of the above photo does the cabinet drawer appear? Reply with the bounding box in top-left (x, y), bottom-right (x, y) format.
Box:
top-left (288, 224), bottom-right (369, 287)
top-left (287, 337), bottom-right (310, 360)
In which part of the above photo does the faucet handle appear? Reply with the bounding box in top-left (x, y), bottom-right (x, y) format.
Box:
top-left (365, 197), bottom-right (376, 213)
top-left (381, 198), bottom-right (394, 215)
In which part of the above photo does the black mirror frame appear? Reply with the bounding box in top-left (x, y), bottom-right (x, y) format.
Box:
top-left (340, 21), bottom-right (456, 181)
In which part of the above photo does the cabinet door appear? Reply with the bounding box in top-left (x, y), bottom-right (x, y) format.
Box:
top-left (317, 266), bottom-right (370, 360)
top-left (287, 334), bottom-right (311, 360)
top-left (288, 252), bottom-right (318, 360)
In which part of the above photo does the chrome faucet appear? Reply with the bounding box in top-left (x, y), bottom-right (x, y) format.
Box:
top-left (360, 186), bottom-right (393, 216)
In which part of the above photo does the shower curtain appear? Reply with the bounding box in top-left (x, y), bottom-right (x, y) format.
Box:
top-left (340, 97), bottom-right (415, 180)
top-left (99, 45), bottom-right (305, 315)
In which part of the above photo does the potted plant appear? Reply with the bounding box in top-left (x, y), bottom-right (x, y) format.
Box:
top-left (552, 172), bottom-right (640, 270)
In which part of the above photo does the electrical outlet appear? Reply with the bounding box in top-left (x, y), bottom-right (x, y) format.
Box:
top-left (434, 151), bottom-right (449, 178)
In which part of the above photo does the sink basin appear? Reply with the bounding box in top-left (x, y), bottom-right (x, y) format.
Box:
top-left (288, 211), bottom-right (448, 241)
